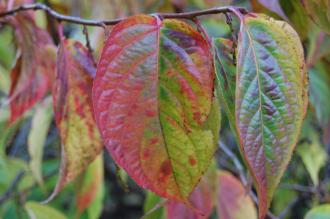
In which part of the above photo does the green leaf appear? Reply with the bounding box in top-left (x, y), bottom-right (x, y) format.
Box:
top-left (305, 204), bottom-right (330, 219)
top-left (235, 13), bottom-right (308, 218)
top-left (297, 132), bottom-right (327, 186)
top-left (213, 38), bottom-right (237, 139)
top-left (28, 97), bottom-right (53, 186)
top-left (25, 202), bottom-right (67, 219)
top-left (93, 15), bottom-right (219, 203)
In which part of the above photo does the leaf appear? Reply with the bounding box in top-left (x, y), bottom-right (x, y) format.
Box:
top-left (166, 162), bottom-right (217, 219)
top-left (93, 15), bottom-right (219, 202)
top-left (235, 13), bottom-right (308, 218)
top-left (217, 171), bottom-right (257, 219)
top-left (257, 0), bottom-right (288, 20)
top-left (49, 39), bottom-right (103, 200)
top-left (75, 154), bottom-right (104, 219)
top-left (166, 178), bottom-right (213, 219)
top-left (301, 0), bottom-right (330, 35)
top-left (305, 204), bottom-right (330, 219)
top-left (6, 12), bottom-right (56, 124)
top-left (213, 38), bottom-right (237, 138)
top-left (25, 201), bottom-right (67, 219)
top-left (296, 132), bottom-right (327, 186)
top-left (28, 96), bottom-right (53, 186)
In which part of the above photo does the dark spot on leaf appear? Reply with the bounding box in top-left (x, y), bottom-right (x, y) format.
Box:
top-left (159, 160), bottom-right (172, 182)
top-left (189, 155), bottom-right (197, 166)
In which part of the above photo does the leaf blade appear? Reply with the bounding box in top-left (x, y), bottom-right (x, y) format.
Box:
top-left (93, 15), bottom-right (218, 202)
top-left (235, 13), bottom-right (308, 218)
top-left (49, 39), bottom-right (103, 200)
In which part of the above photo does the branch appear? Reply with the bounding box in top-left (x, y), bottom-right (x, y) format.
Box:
top-left (0, 3), bottom-right (248, 27)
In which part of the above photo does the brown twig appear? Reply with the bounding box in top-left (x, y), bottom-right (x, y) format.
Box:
top-left (82, 25), bottom-right (96, 66)
top-left (0, 3), bottom-right (248, 27)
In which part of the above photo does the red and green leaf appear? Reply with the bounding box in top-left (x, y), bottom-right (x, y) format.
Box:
top-left (6, 11), bottom-right (56, 124)
top-left (93, 15), bottom-right (219, 203)
top-left (235, 14), bottom-right (308, 218)
top-left (49, 39), bottom-right (103, 200)
top-left (217, 171), bottom-right (257, 219)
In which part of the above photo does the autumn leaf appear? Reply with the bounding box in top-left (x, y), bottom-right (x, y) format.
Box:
top-left (217, 171), bottom-right (257, 219)
top-left (5, 11), bottom-right (56, 124)
top-left (235, 13), bottom-right (308, 218)
top-left (48, 39), bottom-right (103, 200)
top-left (93, 15), bottom-right (219, 203)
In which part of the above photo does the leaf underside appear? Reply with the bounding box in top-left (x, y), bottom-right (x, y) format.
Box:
top-left (235, 13), bottom-right (308, 218)
top-left (93, 15), bottom-right (219, 202)
top-left (49, 39), bottom-right (103, 201)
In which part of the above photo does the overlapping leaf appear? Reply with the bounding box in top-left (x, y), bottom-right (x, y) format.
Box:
top-left (166, 176), bottom-right (213, 219)
top-left (49, 39), bottom-right (103, 200)
top-left (166, 161), bottom-right (217, 219)
top-left (4, 11), bottom-right (56, 124)
top-left (93, 15), bottom-right (219, 203)
top-left (235, 13), bottom-right (308, 218)
top-left (217, 171), bottom-right (257, 219)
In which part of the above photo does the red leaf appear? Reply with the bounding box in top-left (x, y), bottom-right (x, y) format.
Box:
top-left (6, 12), bottom-right (55, 124)
top-left (93, 15), bottom-right (218, 202)
top-left (217, 171), bottom-right (257, 219)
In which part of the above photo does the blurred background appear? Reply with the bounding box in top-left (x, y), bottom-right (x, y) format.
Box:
top-left (0, 0), bottom-right (330, 218)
